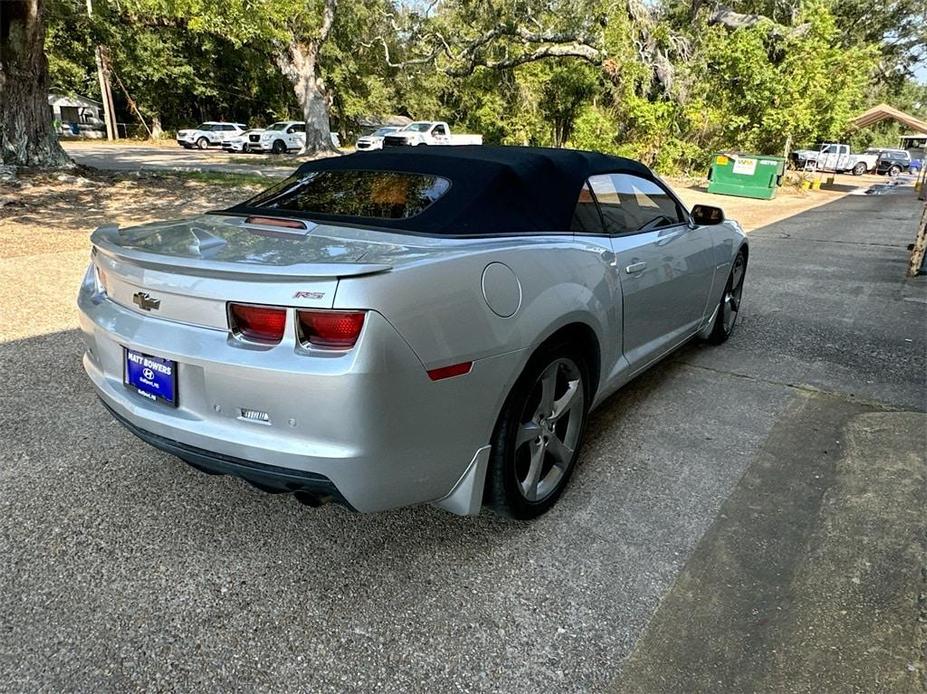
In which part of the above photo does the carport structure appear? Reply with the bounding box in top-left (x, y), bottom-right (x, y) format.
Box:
top-left (849, 103), bottom-right (927, 135)
top-left (851, 103), bottom-right (927, 199)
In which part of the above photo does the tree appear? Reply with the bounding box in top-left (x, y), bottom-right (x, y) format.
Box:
top-left (274, 0), bottom-right (338, 152)
top-left (368, 0), bottom-right (603, 77)
top-left (115, 0), bottom-right (380, 153)
top-left (0, 0), bottom-right (70, 166)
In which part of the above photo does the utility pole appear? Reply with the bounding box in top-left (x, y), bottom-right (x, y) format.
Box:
top-left (86, 0), bottom-right (117, 140)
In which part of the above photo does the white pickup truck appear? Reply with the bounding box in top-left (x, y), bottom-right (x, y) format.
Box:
top-left (382, 121), bottom-right (483, 147)
top-left (790, 143), bottom-right (903, 176)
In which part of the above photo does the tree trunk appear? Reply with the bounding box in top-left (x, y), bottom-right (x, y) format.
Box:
top-left (297, 57), bottom-right (336, 154)
top-left (151, 113), bottom-right (162, 139)
top-left (0, 0), bottom-right (71, 167)
top-left (278, 41), bottom-right (337, 155)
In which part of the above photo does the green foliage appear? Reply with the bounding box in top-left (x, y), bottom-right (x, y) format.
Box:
top-left (570, 105), bottom-right (618, 153)
top-left (43, 0), bottom-right (916, 171)
top-left (708, 7), bottom-right (873, 154)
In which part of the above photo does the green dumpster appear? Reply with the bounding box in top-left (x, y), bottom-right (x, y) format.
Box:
top-left (706, 152), bottom-right (786, 200)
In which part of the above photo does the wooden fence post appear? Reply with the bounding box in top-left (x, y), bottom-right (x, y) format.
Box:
top-left (909, 203), bottom-right (927, 277)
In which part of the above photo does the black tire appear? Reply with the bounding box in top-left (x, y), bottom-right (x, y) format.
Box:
top-left (852, 162), bottom-right (867, 176)
top-left (889, 165), bottom-right (902, 177)
top-left (707, 249), bottom-right (747, 345)
top-left (271, 139), bottom-right (287, 155)
top-left (485, 341), bottom-right (590, 519)
top-left (196, 137), bottom-right (209, 150)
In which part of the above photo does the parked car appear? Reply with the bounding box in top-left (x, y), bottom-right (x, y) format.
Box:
top-left (257, 121), bottom-right (341, 154)
top-left (790, 143), bottom-right (903, 175)
top-left (78, 146), bottom-right (747, 518)
top-left (383, 121), bottom-right (483, 147)
top-left (222, 128), bottom-right (265, 153)
top-left (176, 122), bottom-right (248, 149)
top-left (355, 126), bottom-right (401, 151)
top-left (875, 151), bottom-right (912, 176)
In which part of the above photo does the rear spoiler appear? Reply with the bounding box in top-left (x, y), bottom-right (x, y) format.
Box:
top-left (89, 224), bottom-right (393, 280)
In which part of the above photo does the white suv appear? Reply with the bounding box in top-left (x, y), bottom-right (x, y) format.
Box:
top-left (177, 122), bottom-right (248, 150)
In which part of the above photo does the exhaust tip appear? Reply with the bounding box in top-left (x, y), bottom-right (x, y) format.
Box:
top-left (294, 491), bottom-right (332, 508)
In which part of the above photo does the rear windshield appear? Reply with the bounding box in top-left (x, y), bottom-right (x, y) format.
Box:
top-left (242, 170), bottom-right (451, 220)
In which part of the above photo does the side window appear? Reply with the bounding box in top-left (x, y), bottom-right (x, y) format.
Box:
top-left (570, 182), bottom-right (603, 233)
top-left (433, 124), bottom-right (447, 136)
top-left (290, 123), bottom-right (306, 133)
top-left (586, 173), bottom-right (684, 235)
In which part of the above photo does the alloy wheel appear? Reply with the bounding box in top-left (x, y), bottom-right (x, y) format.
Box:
top-left (721, 253), bottom-right (746, 334)
top-left (513, 357), bottom-right (584, 502)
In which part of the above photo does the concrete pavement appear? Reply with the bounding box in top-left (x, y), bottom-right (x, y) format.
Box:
top-left (0, 184), bottom-right (924, 692)
top-left (613, 188), bottom-right (927, 693)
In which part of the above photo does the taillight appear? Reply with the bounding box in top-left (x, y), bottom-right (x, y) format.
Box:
top-left (228, 303), bottom-right (287, 343)
top-left (93, 265), bottom-right (108, 295)
top-left (297, 310), bottom-right (365, 349)
top-left (426, 362), bottom-right (472, 381)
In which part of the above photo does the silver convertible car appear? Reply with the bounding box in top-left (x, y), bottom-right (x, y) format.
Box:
top-left (78, 147), bottom-right (747, 519)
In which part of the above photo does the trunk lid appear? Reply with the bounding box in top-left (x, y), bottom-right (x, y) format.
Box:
top-left (90, 213), bottom-right (411, 329)
top-left (90, 213), bottom-right (466, 330)
top-left (90, 214), bottom-right (403, 280)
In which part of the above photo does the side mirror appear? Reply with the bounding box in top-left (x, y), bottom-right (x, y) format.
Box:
top-left (691, 204), bottom-right (725, 226)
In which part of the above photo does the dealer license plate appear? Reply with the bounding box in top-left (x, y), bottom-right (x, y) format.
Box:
top-left (124, 348), bottom-right (177, 406)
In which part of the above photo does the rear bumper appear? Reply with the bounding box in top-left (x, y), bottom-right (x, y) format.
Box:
top-left (77, 273), bottom-right (523, 513)
top-left (102, 400), bottom-right (354, 508)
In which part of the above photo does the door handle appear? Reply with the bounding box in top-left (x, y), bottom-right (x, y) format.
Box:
top-left (625, 261), bottom-right (647, 274)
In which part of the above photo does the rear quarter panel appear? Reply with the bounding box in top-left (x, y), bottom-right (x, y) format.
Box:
top-left (333, 237), bottom-right (618, 376)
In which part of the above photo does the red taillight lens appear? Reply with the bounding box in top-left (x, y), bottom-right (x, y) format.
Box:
top-left (297, 310), bottom-right (366, 349)
top-left (228, 303), bottom-right (287, 343)
top-left (426, 362), bottom-right (472, 381)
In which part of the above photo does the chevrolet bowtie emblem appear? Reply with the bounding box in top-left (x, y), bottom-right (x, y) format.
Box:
top-left (132, 291), bottom-right (161, 311)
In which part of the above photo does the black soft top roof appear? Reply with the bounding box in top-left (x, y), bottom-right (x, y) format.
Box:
top-left (227, 146), bottom-right (658, 235)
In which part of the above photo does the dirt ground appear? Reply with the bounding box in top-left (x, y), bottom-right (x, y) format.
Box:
top-left (0, 170), bottom-right (262, 260)
top-left (671, 172), bottom-right (888, 231)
